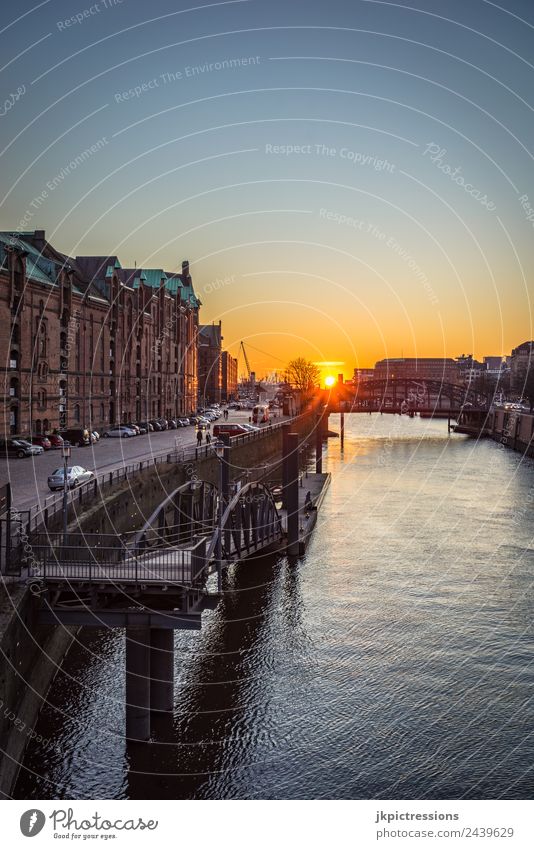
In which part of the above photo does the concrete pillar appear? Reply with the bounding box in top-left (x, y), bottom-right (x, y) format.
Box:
top-left (287, 432), bottom-right (299, 556)
top-left (222, 435), bottom-right (231, 556)
top-left (315, 413), bottom-right (323, 474)
top-left (125, 628), bottom-right (151, 742)
top-left (282, 423), bottom-right (291, 509)
top-left (150, 628), bottom-right (174, 714)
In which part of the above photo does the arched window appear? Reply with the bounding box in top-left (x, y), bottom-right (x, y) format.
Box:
top-left (100, 402), bottom-right (105, 423)
top-left (74, 404), bottom-right (80, 423)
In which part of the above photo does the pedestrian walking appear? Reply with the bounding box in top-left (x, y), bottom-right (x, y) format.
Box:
top-left (196, 429), bottom-right (202, 446)
top-left (206, 432), bottom-right (211, 445)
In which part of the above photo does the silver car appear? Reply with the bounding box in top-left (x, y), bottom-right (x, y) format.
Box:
top-left (102, 425), bottom-right (137, 438)
top-left (48, 465), bottom-right (95, 491)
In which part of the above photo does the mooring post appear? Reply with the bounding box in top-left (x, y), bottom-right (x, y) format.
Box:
top-left (221, 434), bottom-right (231, 557)
top-left (150, 628), bottom-right (174, 718)
top-left (287, 432), bottom-right (299, 556)
top-left (125, 627), bottom-right (151, 742)
top-left (315, 411), bottom-right (323, 474)
top-left (340, 401), bottom-right (345, 452)
top-left (282, 423), bottom-right (291, 509)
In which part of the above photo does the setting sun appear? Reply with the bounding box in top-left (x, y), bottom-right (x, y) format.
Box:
top-left (324, 376), bottom-right (336, 388)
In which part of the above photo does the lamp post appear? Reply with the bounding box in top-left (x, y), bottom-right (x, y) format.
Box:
top-left (215, 439), bottom-right (224, 593)
top-left (61, 443), bottom-right (71, 546)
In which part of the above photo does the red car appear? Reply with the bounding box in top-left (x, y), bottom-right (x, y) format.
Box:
top-left (46, 433), bottom-right (64, 449)
top-left (30, 435), bottom-right (52, 450)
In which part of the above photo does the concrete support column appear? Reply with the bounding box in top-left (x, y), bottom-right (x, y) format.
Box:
top-left (150, 628), bottom-right (174, 714)
top-left (287, 432), bottom-right (299, 556)
top-left (125, 627), bottom-right (151, 742)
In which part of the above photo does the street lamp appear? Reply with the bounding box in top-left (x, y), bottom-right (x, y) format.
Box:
top-left (61, 443), bottom-right (71, 546)
top-left (214, 439), bottom-right (224, 594)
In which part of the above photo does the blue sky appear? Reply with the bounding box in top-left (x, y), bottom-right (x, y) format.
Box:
top-left (1, 0), bottom-right (533, 373)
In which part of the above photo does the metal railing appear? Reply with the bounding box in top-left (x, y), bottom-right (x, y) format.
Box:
top-left (28, 531), bottom-right (208, 586)
top-left (23, 410), bottom-right (311, 535)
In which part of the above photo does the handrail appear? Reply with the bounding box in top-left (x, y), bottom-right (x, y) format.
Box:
top-left (205, 480), bottom-right (283, 562)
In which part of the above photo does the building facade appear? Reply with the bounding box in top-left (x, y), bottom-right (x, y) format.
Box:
top-left (511, 341), bottom-right (534, 390)
top-left (198, 322), bottom-right (223, 404)
top-left (374, 357), bottom-right (460, 383)
top-left (221, 351), bottom-right (238, 401)
top-left (1, 230), bottom-right (200, 438)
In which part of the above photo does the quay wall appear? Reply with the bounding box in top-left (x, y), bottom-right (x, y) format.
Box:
top-left (456, 407), bottom-right (534, 457)
top-left (46, 412), bottom-right (319, 537)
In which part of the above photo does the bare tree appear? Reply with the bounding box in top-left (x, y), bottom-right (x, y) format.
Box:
top-left (284, 358), bottom-right (321, 394)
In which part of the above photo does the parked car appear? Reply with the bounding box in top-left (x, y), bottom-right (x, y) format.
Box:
top-left (241, 423), bottom-right (260, 432)
top-left (30, 435), bottom-right (52, 450)
top-left (59, 428), bottom-right (91, 447)
top-left (178, 418), bottom-right (191, 427)
top-left (130, 423), bottom-right (147, 435)
top-left (168, 418), bottom-right (178, 429)
top-left (47, 433), bottom-right (65, 449)
top-left (102, 425), bottom-right (137, 438)
top-left (213, 424), bottom-right (249, 438)
top-left (124, 423), bottom-right (141, 435)
top-left (137, 421), bottom-right (154, 432)
top-left (47, 465), bottom-right (95, 491)
top-left (91, 430), bottom-right (101, 442)
top-left (0, 438), bottom-right (44, 458)
top-left (149, 419), bottom-right (163, 431)
top-left (156, 418), bottom-right (169, 430)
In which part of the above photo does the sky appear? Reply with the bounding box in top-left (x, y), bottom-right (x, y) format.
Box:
top-left (1, 0), bottom-right (534, 379)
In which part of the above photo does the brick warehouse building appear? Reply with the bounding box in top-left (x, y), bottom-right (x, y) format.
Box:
top-left (0, 230), bottom-right (200, 438)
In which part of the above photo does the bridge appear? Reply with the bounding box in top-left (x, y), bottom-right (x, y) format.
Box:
top-left (24, 424), bottom-right (328, 741)
top-left (327, 378), bottom-right (489, 417)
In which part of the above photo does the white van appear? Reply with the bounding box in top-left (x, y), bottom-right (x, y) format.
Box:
top-left (252, 404), bottom-right (270, 424)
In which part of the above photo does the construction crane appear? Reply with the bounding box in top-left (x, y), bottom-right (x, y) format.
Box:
top-left (239, 340), bottom-right (252, 381)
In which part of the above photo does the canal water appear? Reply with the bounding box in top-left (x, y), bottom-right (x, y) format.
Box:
top-left (15, 415), bottom-right (534, 799)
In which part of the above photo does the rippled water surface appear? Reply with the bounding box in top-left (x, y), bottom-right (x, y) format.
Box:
top-left (15, 416), bottom-right (534, 799)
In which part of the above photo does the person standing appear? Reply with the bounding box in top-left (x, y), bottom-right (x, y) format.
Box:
top-left (196, 429), bottom-right (203, 446)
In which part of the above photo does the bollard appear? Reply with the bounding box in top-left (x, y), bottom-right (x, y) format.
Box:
top-left (287, 432), bottom-right (299, 556)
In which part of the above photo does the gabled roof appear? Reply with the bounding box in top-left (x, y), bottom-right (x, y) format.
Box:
top-left (199, 323), bottom-right (222, 347)
top-left (0, 232), bottom-right (84, 294)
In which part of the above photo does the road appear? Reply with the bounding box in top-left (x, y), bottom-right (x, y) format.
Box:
top-left (1, 409), bottom-right (286, 512)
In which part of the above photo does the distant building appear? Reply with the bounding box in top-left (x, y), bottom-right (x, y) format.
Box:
top-left (221, 351), bottom-right (238, 401)
top-left (374, 357), bottom-right (459, 383)
top-left (484, 356), bottom-right (505, 371)
top-left (198, 321), bottom-right (222, 404)
top-left (352, 367), bottom-right (374, 383)
top-left (511, 341), bottom-right (534, 389)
